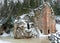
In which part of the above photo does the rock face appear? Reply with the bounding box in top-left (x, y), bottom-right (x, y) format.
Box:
top-left (14, 15), bottom-right (40, 39)
top-left (14, 2), bottom-right (56, 39)
top-left (42, 3), bottom-right (56, 34)
top-left (33, 2), bottom-right (56, 35)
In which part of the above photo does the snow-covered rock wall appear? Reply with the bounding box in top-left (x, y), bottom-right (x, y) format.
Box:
top-left (13, 14), bottom-right (41, 39)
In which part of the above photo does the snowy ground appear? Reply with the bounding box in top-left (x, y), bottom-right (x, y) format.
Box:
top-left (0, 40), bottom-right (11, 43)
top-left (56, 24), bottom-right (60, 32)
top-left (56, 16), bottom-right (60, 32)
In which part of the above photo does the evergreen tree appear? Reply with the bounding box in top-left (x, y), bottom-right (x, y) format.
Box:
top-left (14, 1), bottom-right (22, 16)
top-left (52, 2), bottom-right (60, 15)
top-left (22, 0), bottom-right (30, 14)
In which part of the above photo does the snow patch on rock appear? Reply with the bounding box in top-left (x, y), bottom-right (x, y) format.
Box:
top-left (20, 14), bottom-right (27, 19)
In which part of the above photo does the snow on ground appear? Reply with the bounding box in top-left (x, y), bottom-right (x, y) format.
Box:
top-left (0, 32), bottom-right (10, 37)
top-left (56, 16), bottom-right (60, 32)
top-left (0, 40), bottom-right (11, 43)
top-left (56, 24), bottom-right (60, 32)
top-left (0, 31), bottom-right (14, 38)
top-left (55, 16), bottom-right (60, 20)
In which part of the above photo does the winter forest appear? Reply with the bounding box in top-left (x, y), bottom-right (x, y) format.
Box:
top-left (0, 0), bottom-right (60, 43)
